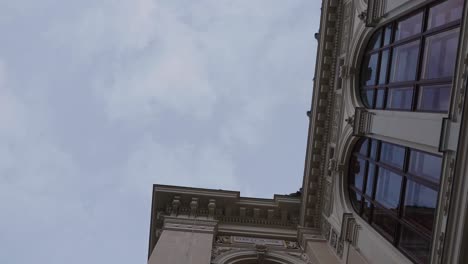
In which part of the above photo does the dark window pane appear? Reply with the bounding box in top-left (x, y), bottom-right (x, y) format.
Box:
top-left (395, 13), bottom-right (423, 41)
top-left (362, 53), bottom-right (379, 86)
top-left (375, 89), bottom-right (385, 109)
top-left (378, 50), bottom-right (390, 84)
top-left (358, 138), bottom-right (369, 156)
top-left (390, 41), bottom-right (420, 82)
top-left (383, 25), bottom-right (392, 46)
top-left (387, 87), bottom-right (413, 110)
top-left (428, 0), bottom-right (464, 29)
top-left (404, 180), bottom-right (438, 232)
top-left (368, 29), bottom-right (382, 50)
top-left (350, 190), bottom-right (362, 213)
top-left (380, 143), bottom-right (405, 169)
top-left (362, 89), bottom-right (375, 108)
top-left (418, 84), bottom-right (451, 112)
top-left (366, 163), bottom-right (376, 197)
top-left (350, 157), bottom-right (367, 191)
top-left (373, 206), bottom-right (398, 242)
top-left (376, 168), bottom-right (402, 210)
top-left (363, 199), bottom-right (372, 221)
top-left (409, 150), bottom-right (442, 183)
top-left (370, 139), bottom-right (378, 160)
top-left (399, 226), bottom-right (431, 264)
top-left (422, 28), bottom-right (460, 79)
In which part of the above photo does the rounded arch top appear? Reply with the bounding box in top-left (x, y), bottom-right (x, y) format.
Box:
top-left (212, 248), bottom-right (309, 264)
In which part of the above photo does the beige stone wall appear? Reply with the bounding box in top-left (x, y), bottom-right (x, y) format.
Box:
top-left (148, 230), bottom-right (213, 264)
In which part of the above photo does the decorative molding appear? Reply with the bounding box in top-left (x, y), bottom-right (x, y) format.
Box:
top-left (301, 0), bottom-right (344, 229)
top-left (435, 232), bottom-right (446, 263)
top-left (363, 0), bottom-right (386, 27)
top-left (340, 213), bottom-right (361, 248)
top-left (330, 228), bottom-right (338, 249)
top-left (163, 216), bottom-right (218, 234)
top-left (442, 158), bottom-right (456, 215)
top-left (297, 227), bottom-right (326, 250)
top-left (353, 107), bottom-right (373, 136)
top-left (321, 217), bottom-right (331, 241)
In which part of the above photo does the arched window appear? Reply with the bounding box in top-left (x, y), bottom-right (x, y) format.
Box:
top-left (360, 0), bottom-right (464, 112)
top-left (348, 138), bottom-right (442, 263)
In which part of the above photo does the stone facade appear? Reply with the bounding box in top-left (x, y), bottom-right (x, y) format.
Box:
top-left (148, 0), bottom-right (468, 263)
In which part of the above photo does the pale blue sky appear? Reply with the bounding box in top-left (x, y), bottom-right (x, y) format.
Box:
top-left (0, 0), bottom-right (320, 263)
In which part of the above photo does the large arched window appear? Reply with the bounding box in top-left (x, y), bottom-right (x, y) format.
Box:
top-left (348, 138), bottom-right (442, 263)
top-left (360, 0), bottom-right (464, 112)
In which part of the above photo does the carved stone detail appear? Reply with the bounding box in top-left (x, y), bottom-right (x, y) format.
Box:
top-left (340, 213), bottom-right (361, 248)
top-left (340, 1), bottom-right (353, 54)
top-left (353, 107), bottom-right (373, 136)
top-left (365, 0), bottom-right (386, 27)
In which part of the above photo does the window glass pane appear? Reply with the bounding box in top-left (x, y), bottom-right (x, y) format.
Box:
top-left (418, 84), bottom-right (451, 112)
top-left (361, 89), bottom-right (375, 108)
top-left (363, 199), bottom-right (372, 221)
top-left (366, 163), bottom-right (376, 197)
top-left (358, 138), bottom-right (369, 156)
top-left (390, 41), bottom-right (420, 82)
top-left (380, 143), bottom-right (405, 168)
top-left (378, 50), bottom-right (389, 84)
top-left (395, 13), bottom-right (423, 41)
top-left (409, 151), bottom-right (442, 183)
top-left (350, 190), bottom-right (362, 213)
top-left (383, 25), bottom-right (392, 46)
top-left (373, 206), bottom-right (398, 242)
top-left (387, 87), bottom-right (413, 110)
top-left (362, 53), bottom-right (379, 86)
top-left (350, 157), bottom-right (367, 191)
top-left (428, 0), bottom-right (464, 29)
top-left (422, 28), bottom-right (460, 79)
top-left (375, 89), bottom-right (385, 109)
top-left (368, 29), bottom-right (382, 50)
top-left (399, 226), bottom-right (431, 264)
top-left (370, 139), bottom-right (378, 160)
top-left (404, 180), bottom-right (437, 232)
top-left (375, 168), bottom-right (402, 211)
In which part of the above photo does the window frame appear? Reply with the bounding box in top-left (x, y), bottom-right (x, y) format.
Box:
top-left (348, 138), bottom-right (443, 264)
top-left (359, 0), bottom-right (463, 113)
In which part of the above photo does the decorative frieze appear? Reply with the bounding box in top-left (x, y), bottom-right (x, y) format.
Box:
top-left (353, 107), bottom-right (373, 136)
top-left (361, 0), bottom-right (386, 27)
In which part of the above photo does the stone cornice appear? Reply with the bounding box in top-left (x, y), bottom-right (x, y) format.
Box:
top-left (163, 216), bottom-right (218, 234)
top-left (148, 184), bottom-right (302, 258)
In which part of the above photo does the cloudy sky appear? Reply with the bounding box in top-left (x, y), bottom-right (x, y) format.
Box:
top-left (0, 0), bottom-right (320, 263)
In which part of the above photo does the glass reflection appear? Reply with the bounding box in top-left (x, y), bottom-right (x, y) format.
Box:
top-left (362, 53), bottom-right (379, 86)
top-left (368, 29), bottom-right (382, 50)
top-left (373, 206), bottom-right (397, 241)
top-left (387, 87), bottom-right (413, 110)
top-left (350, 157), bottom-right (366, 191)
top-left (418, 84), bottom-right (451, 112)
top-left (395, 13), bottom-right (423, 41)
top-left (378, 50), bottom-right (389, 84)
top-left (422, 28), bottom-right (460, 79)
top-left (366, 163), bottom-right (376, 197)
top-left (383, 25), bottom-right (392, 46)
top-left (376, 168), bottom-right (402, 210)
top-left (399, 226), bottom-right (431, 264)
top-left (428, 0), bottom-right (464, 29)
top-left (391, 41), bottom-right (420, 82)
top-left (409, 151), bottom-right (442, 183)
top-left (375, 89), bottom-right (385, 109)
top-left (380, 143), bottom-right (405, 169)
top-left (404, 180), bottom-right (437, 232)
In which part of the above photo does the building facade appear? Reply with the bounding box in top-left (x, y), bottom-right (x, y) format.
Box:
top-left (147, 0), bottom-right (468, 263)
